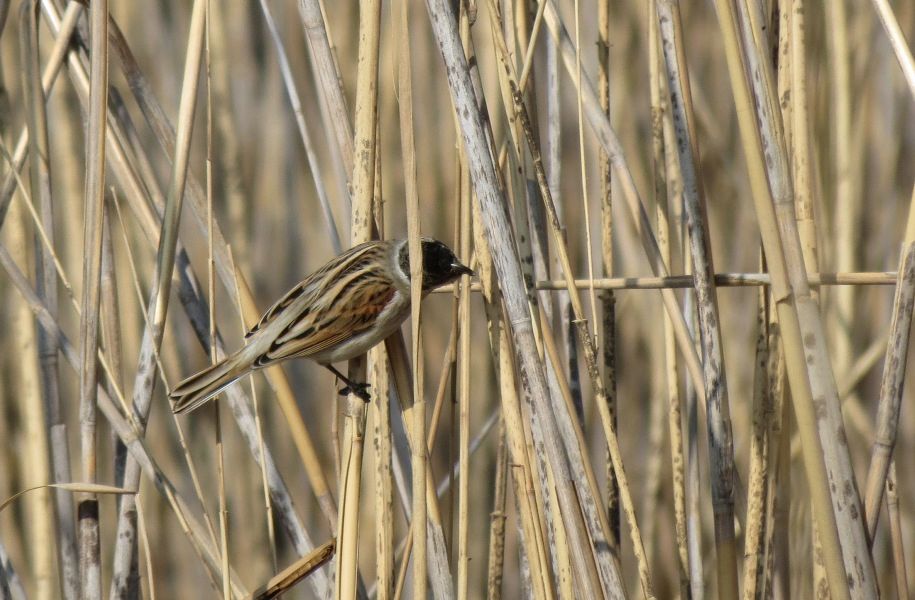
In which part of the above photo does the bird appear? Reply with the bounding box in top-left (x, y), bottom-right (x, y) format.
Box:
top-left (169, 238), bottom-right (472, 414)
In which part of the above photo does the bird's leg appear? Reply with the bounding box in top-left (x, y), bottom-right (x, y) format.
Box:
top-left (324, 364), bottom-right (371, 402)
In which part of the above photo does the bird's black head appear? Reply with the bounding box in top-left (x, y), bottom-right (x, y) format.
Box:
top-left (398, 238), bottom-right (473, 292)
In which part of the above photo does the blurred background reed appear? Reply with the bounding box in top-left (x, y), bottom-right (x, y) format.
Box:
top-left (0, 0), bottom-right (913, 598)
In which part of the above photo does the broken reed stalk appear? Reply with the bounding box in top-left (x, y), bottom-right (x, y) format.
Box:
top-left (335, 0), bottom-right (381, 596)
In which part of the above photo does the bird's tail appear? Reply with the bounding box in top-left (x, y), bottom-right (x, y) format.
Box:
top-left (170, 356), bottom-right (249, 415)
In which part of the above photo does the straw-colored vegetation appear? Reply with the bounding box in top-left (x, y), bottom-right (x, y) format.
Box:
top-left (0, 1), bottom-right (913, 598)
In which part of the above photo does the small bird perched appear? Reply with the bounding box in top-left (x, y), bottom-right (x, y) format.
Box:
top-left (170, 238), bottom-right (472, 414)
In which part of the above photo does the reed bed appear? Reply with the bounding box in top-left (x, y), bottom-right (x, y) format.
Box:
top-left (0, 1), bottom-right (913, 598)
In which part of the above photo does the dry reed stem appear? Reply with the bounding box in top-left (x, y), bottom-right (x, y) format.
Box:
top-left (372, 345), bottom-right (393, 599)
top-left (78, 13), bottom-right (335, 578)
top-left (485, 413), bottom-right (508, 600)
top-left (480, 3), bottom-right (569, 596)
top-left (542, 0), bottom-right (706, 399)
top-left (787, 0), bottom-right (819, 276)
top-left (335, 0), bottom-right (381, 596)
top-left (19, 2), bottom-right (74, 597)
top-left (247, 539), bottom-right (335, 600)
top-left (485, 6), bottom-right (653, 593)
top-left (205, 10), bottom-right (232, 597)
top-left (258, 0), bottom-right (341, 254)
top-left (456, 56), bottom-right (473, 599)
top-left (742, 278), bottom-right (772, 600)
top-left (229, 271), bottom-right (278, 574)
top-left (648, 3), bottom-right (690, 595)
top-left (0, 0), bottom-right (908, 595)
top-left (296, 0), bottom-right (354, 218)
top-left (0, 1), bottom-right (80, 229)
top-left (868, 0), bottom-right (915, 98)
top-left (425, 1), bottom-right (617, 596)
top-left (716, 0), bottom-right (876, 595)
top-left (435, 271), bottom-right (896, 292)
top-left (398, 3), bottom-right (429, 597)
top-left (825, 0), bottom-right (857, 433)
top-left (597, 0), bottom-right (619, 555)
top-left (7, 176), bottom-right (54, 599)
top-left (862, 242), bottom-right (915, 536)
top-left (655, 3), bottom-right (739, 595)
top-left (471, 204), bottom-right (552, 600)
top-left (489, 1), bottom-right (652, 596)
top-left (383, 334), bottom-right (454, 600)
top-left (77, 0), bottom-right (109, 594)
top-left (0, 245), bottom-right (246, 594)
top-left (106, 1), bottom-right (207, 592)
top-left (42, 6), bottom-right (323, 593)
top-left (883, 462), bottom-right (908, 597)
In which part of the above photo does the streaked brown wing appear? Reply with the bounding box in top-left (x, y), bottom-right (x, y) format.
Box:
top-left (246, 241), bottom-right (387, 338)
top-left (258, 285), bottom-right (396, 364)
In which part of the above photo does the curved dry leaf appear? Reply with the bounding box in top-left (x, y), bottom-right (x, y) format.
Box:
top-left (0, 483), bottom-right (136, 514)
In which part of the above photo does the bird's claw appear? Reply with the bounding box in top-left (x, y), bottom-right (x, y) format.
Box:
top-left (338, 382), bottom-right (371, 403)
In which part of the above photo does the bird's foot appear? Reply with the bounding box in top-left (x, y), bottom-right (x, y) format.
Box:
top-left (338, 381), bottom-right (371, 403)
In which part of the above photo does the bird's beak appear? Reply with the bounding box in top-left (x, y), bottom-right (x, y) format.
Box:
top-left (453, 262), bottom-right (474, 277)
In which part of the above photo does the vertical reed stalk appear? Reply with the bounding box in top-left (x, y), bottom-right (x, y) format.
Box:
top-left (884, 462), bottom-right (908, 597)
top-left (335, 0), bottom-right (381, 597)
top-left (655, 3), bottom-right (738, 595)
top-left (862, 242), bottom-right (915, 536)
top-left (78, 0), bottom-right (108, 594)
top-left (713, 0), bottom-right (877, 595)
top-left (455, 126), bottom-right (473, 600)
top-left (648, 3), bottom-right (690, 595)
top-left (597, 0), bottom-right (619, 551)
top-left (19, 2), bottom-right (73, 597)
top-left (204, 9), bottom-right (231, 598)
top-left (397, 3), bottom-right (429, 597)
